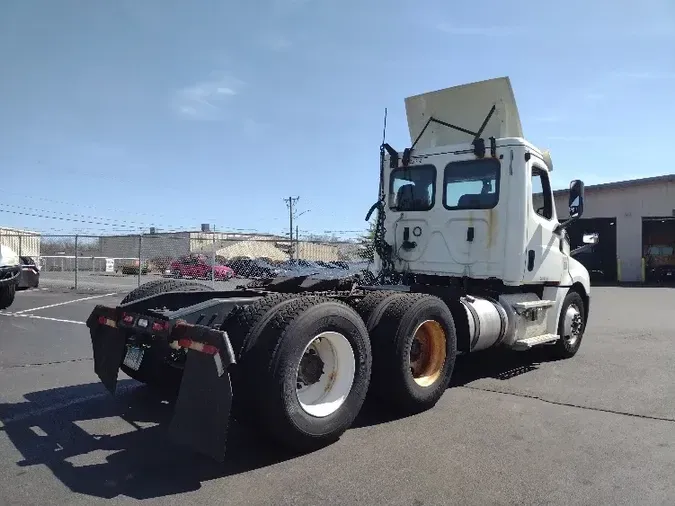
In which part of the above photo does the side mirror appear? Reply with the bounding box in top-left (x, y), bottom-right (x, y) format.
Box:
top-left (569, 179), bottom-right (585, 218)
top-left (582, 232), bottom-right (599, 245)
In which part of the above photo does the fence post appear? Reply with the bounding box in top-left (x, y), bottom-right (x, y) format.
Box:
top-left (75, 235), bottom-right (79, 290)
top-left (18, 234), bottom-right (22, 258)
top-left (138, 234), bottom-right (142, 287)
top-left (211, 233), bottom-right (216, 289)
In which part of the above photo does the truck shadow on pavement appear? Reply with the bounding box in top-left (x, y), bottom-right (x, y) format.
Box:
top-left (0, 349), bottom-right (549, 500)
top-left (0, 380), bottom-right (300, 500)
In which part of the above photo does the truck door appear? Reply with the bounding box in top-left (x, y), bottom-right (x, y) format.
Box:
top-left (523, 163), bottom-right (565, 283)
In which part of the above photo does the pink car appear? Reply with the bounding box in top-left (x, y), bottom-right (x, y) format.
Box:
top-left (169, 254), bottom-right (234, 280)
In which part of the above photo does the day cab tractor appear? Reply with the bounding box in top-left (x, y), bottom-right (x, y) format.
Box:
top-left (86, 77), bottom-right (597, 462)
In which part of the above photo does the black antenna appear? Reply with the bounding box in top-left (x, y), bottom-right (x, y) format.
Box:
top-left (381, 107), bottom-right (388, 146)
top-left (380, 106), bottom-right (399, 168)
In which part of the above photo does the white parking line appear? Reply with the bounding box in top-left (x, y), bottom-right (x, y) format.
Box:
top-left (12, 293), bottom-right (117, 314)
top-left (0, 312), bottom-right (86, 325)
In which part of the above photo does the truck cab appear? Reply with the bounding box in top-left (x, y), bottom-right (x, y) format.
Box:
top-left (375, 77), bottom-right (591, 296)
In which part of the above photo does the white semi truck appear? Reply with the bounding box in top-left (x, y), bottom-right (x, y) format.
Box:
top-left (86, 77), bottom-right (596, 461)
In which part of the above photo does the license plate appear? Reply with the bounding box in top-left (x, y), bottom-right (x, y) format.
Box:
top-left (123, 346), bottom-right (144, 371)
top-left (137, 318), bottom-right (148, 328)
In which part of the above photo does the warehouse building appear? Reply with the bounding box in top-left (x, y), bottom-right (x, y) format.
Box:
top-left (0, 227), bottom-right (41, 258)
top-left (99, 228), bottom-right (356, 264)
top-left (553, 174), bottom-right (675, 283)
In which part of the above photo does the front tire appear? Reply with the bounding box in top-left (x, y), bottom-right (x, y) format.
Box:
top-left (550, 290), bottom-right (586, 359)
top-left (240, 296), bottom-right (372, 452)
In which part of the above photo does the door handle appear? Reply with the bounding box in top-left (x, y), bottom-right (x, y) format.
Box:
top-left (527, 250), bottom-right (535, 271)
top-left (466, 227), bottom-right (475, 242)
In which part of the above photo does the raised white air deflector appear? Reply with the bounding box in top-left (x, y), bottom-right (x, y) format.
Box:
top-left (513, 334), bottom-right (559, 351)
top-left (404, 76), bottom-right (523, 150)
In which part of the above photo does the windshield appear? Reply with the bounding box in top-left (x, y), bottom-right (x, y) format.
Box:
top-left (388, 164), bottom-right (436, 211)
top-left (443, 159), bottom-right (500, 210)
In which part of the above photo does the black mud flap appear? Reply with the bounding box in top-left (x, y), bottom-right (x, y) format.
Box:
top-left (87, 305), bottom-right (126, 394)
top-left (167, 325), bottom-right (236, 462)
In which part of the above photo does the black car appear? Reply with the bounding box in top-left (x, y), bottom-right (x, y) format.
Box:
top-left (226, 258), bottom-right (283, 279)
top-left (18, 256), bottom-right (40, 289)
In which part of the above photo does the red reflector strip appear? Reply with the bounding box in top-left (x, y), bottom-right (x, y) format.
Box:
top-left (97, 316), bottom-right (117, 328)
top-left (177, 338), bottom-right (219, 356)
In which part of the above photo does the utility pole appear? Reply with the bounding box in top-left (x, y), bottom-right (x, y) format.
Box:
top-left (284, 196), bottom-right (300, 257)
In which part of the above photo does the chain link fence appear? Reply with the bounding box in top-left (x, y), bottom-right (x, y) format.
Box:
top-left (0, 230), bottom-right (375, 294)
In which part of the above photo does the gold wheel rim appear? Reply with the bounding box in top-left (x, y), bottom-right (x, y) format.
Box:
top-left (409, 320), bottom-right (446, 387)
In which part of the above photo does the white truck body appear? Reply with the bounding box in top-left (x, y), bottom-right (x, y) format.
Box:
top-left (375, 77), bottom-right (592, 349)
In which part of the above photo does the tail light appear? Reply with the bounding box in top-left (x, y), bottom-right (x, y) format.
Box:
top-left (152, 321), bottom-right (170, 332)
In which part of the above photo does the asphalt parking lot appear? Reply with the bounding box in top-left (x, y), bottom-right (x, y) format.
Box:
top-left (0, 286), bottom-right (673, 505)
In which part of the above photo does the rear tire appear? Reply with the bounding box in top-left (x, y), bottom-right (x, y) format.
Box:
top-left (221, 293), bottom-right (303, 421)
top-left (239, 296), bottom-right (371, 452)
top-left (119, 279), bottom-right (214, 388)
top-left (0, 283), bottom-right (16, 310)
top-left (354, 290), bottom-right (407, 331)
top-left (369, 293), bottom-right (457, 414)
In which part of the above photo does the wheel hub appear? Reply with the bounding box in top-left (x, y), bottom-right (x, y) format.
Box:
top-left (563, 305), bottom-right (583, 346)
top-left (294, 331), bottom-right (356, 418)
top-left (297, 349), bottom-right (324, 386)
top-left (410, 339), bottom-right (422, 362)
top-left (408, 320), bottom-right (447, 387)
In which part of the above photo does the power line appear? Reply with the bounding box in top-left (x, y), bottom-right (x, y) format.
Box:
top-left (0, 203), bottom-right (164, 229)
top-left (2, 191), bottom-right (218, 224)
top-left (0, 205), bottom-right (276, 236)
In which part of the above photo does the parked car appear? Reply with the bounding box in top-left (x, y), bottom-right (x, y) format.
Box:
top-left (169, 254), bottom-right (234, 280)
top-left (120, 260), bottom-right (150, 275)
top-left (329, 261), bottom-right (350, 269)
top-left (18, 256), bottom-right (40, 289)
top-left (225, 257), bottom-right (283, 279)
top-left (279, 259), bottom-right (325, 276)
top-left (645, 244), bottom-right (675, 283)
top-left (0, 244), bottom-right (20, 309)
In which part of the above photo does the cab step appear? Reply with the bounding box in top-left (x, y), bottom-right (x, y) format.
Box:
top-left (512, 300), bottom-right (555, 310)
top-left (513, 333), bottom-right (559, 351)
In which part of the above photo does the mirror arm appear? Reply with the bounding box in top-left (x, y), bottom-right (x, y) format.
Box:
top-left (554, 215), bottom-right (578, 235)
top-left (570, 242), bottom-right (595, 257)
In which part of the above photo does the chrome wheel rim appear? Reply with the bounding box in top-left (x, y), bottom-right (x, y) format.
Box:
top-left (563, 304), bottom-right (583, 347)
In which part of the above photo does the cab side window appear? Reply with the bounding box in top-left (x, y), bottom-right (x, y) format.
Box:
top-left (531, 166), bottom-right (553, 220)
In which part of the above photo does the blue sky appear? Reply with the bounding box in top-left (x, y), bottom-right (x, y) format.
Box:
top-left (1, 0), bottom-right (673, 238)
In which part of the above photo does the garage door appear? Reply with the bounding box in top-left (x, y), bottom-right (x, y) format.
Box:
top-left (642, 217), bottom-right (675, 284)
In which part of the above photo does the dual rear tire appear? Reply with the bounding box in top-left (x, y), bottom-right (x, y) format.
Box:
top-left (227, 291), bottom-right (458, 453)
top-left (225, 295), bottom-right (372, 453)
top-left (356, 291), bottom-right (457, 414)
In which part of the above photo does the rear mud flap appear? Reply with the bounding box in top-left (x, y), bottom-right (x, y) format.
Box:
top-left (168, 348), bottom-right (233, 462)
top-left (87, 307), bottom-right (126, 394)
